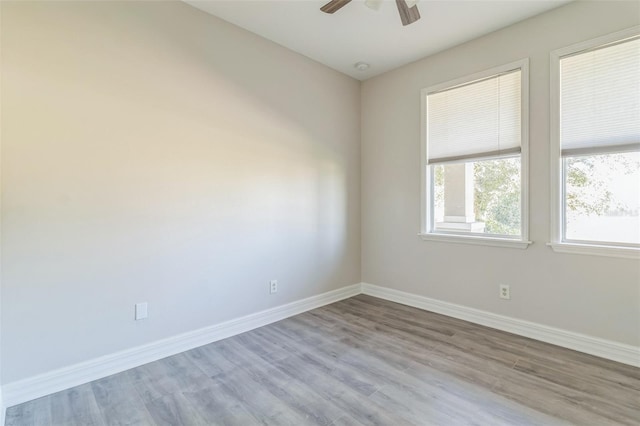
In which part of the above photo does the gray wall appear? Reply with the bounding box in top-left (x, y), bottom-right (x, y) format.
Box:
top-left (0, 0), bottom-right (3, 407)
top-left (1, 1), bottom-right (361, 384)
top-left (2, 0), bottom-right (639, 388)
top-left (361, 0), bottom-right (640, 347)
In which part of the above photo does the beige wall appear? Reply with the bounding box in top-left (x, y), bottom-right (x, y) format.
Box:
top-left (1, 1), bottom-right (361, 383)
top-left (361, 1), bottom-right (640, 347)
top-left (2, 0), bottom-right (639, 388)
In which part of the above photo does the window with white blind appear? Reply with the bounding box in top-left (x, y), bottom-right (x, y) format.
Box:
top-left (550, 28), bottom-right (640, 258)
top-left (420, 59), bottom-right (530, 248)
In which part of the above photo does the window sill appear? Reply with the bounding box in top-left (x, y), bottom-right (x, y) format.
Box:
top-left (547, 242), bottom-right (640, 259)
top-left (418, 233), bottom-right (531, 249)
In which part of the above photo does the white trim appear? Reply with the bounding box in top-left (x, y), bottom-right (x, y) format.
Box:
top-left (547, 242), bottom-right (640, 259)
top-left (551, 26), bottom-right (640, 61)
top-left (549, 42), bottom-right (563, 246)
top-left (1, 283), bottom-right (361, 409)
top-left (520, 58), bottom-right (530, 245)
top-left (421, 58), bottom-right (530, 246)
top-left (361, 283), bottom-right (640, 368)
top-left (4, 281), bottom-right (639, 412)
top-left (424, 59), bottom-right (529, 95)
top-left (549, 26), bottom-right (640, 258)
top-left (418, 233), bottom-right (531, 249)
top-left (420, 88), bottom-right (428, 236)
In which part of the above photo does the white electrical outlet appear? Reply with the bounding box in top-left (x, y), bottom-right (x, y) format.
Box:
top-left (499, 284), bottom-right (510, 300)
top-left (270, 280), bottom-right (278, 294)
top-left (135, 302), bottom-right (148, 320)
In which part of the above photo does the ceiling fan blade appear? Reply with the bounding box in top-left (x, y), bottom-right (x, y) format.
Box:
top-left (396, 0), bottom-right (421, 26)
top-left (320, 0), bottom-right (353, 14)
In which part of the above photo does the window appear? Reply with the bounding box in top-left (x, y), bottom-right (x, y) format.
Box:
top-left (550, 28), bottom-right (640, 258)
top-left (420, 60), bottom-right (530, 248)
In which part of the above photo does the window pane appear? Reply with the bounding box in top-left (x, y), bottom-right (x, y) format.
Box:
top-left (433, 157), bottom-right (521, 236)
top-left (565, 151), bottom-right (640, 244)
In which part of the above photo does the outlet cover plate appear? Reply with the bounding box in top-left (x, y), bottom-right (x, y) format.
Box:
top-left (135, 302), bottom-right (148, 320)
top-left (499, 284), bottom-right (510, 300)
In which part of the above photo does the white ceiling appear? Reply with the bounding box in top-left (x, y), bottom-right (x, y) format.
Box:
top-left (185, 0), bottom-right (571, 80)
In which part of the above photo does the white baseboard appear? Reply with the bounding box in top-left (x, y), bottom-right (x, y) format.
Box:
top-left (1, 283), bottom-right (361, 409)
top-left (361, 283), bottom-right (640, 368)
top-left (3, 281), bottom-right (638, 415)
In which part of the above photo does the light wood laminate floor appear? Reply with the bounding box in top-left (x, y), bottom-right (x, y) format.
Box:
top-left (6, 295), bottom-right (640, 425)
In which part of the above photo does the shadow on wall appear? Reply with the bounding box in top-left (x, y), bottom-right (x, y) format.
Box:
top-left (1, 0), bottom-right (358, 383)
top-left (3, 0), bottom-right (356, 288)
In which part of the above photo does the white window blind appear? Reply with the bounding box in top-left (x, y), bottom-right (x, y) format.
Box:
top-left (560, 37), bottom-right (640, 156)
top-left (427, 70), bottom-right (521, 164)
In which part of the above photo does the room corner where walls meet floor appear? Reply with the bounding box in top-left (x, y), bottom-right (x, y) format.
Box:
top-left (2, 281), bottom-right (639, 415)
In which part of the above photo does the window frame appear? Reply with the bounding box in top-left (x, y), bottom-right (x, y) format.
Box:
top-left (549, 26), bottom-right (640, 259)
top-left (419, 59), bottom-right (531, 249)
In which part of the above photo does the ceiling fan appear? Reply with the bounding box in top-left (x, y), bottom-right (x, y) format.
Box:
top-left (321, 0), bottom-right (420, 26)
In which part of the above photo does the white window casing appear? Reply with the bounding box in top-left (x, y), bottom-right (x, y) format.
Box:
top-left (549, 26), bottom-right (640, 259)
top-left (420, 59), bottom-right (531, 249)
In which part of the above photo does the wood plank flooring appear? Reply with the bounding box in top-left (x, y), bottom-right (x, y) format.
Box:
top-left (6, 295), bottom-right (640, 425)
